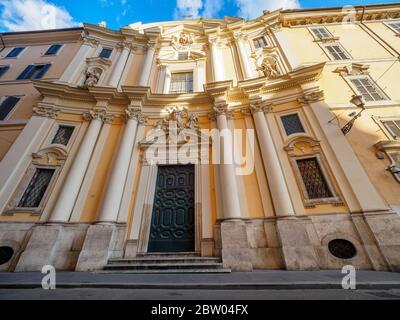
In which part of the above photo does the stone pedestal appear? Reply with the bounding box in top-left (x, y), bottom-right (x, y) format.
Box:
top-left (75, 223), bottom-right (126, 272)
top-left (201, 239), bottom-right (214, 257)
top-left (220, 220), bottom-right (253, 271)
top-left (124, 239), bottom-right (139, 258)
top-left (364, 212), bottom-right (400, 272)
top-left (15, 223), bottom-right (89, 272)
top-left (276, 217), bottom-right (320, 271)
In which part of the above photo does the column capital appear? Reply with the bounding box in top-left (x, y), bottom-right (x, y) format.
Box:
top-left (33, 104), bottom-right (60, 119)
top-left (81, 35), bottom-right (100, 48)
top-left (249, 99), bottom-right (273, 115)
top-left (83, 109), bottom-right (107, 122)
top-left (125, 107), bottom-right (147, 124)
top-left (233, 30), bottom-right (248, 42)
top-left (298, 90), bottom-right (324, 105)
top-left (116, 41), bottom-right (136, 52)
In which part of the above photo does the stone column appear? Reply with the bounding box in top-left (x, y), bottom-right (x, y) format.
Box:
top-left (194, 59), bottom-right (206, 92)
top-left (138, 43), bottom-right (156, 86)
top-left (209, 37), bottom-right (224, 82)
top-left (249, 101), bottom-right (295, 217)
top-left (213, 103), bottom-right (241, 219)
top-left (60, 36), bottom-right (99, 84)
top-left (156, 64), bottom-right (167, 93)
top-left (234, 32), bottom-right (254, 79)
top-left (50, 110), bottom-right (105, 222)
top-left (97, 108), bottom-right (145, 222)
top-left (108, 42), bottom-right (132, 88)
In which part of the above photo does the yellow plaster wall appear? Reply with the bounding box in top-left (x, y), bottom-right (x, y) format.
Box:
top-left (80, 122), bottom-right (123, 222)
top-left (365, 21), bottom-right (400, 54)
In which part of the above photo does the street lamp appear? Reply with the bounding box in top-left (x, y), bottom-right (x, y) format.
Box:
top-left (341, 95), bottom-right (366, 135)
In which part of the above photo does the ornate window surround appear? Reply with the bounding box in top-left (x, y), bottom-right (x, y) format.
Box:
top-left (277, 109), bottom-right (310, 141)
top-left (43, 120), bottom-right (80, 150)
top-left (284, 136), bottom-right (344, 208)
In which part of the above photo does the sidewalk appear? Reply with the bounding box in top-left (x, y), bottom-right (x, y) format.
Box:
top-left (1, 270), bottom-right (400, 290)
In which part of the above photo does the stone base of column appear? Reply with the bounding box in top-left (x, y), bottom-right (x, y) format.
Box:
top-left (363, 211), bottom-right (400, 272)
top-left (75, 223), bottom-right (126, 272)
top-left (276, 217), bottom-right (320, 271)
top-left (15, 223), bottom-right (89, 272)
top-left (220, 220), bottom-right (253, 272)
top-left (124, 239), bottom-right (139, 258)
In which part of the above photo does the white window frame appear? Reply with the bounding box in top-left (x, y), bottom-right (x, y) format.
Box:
top-left (309, 26), bottom-right (335, 40)
top-left (169, 71), bottom-right (194, 94)
top-left (322, 42), bottom-right (351, 61)
top-left (0, 95), bottom-right (23, 122)
top-left (3, 47), bottom-right (27, 59)
top-left (347, 75), bottom-right (389, 103)
top-left (42, 44), bottom-right (64, 57)
top-left (377, 117), bottom-right (400, 140)
top-left (252, 36), bottom-right (269, 50)
top-left (386, 21), bottom-right (400, 34)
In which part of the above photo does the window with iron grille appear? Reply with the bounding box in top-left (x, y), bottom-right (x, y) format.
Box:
top-left (281, 114), bottom-right (305, 136)
top-left (0, 65), bottom-right (10, 77)
top-left (296, 158), bottom-right (333, 200)
top-left (44, 44), bottom-right (62, 55)
top-left (17, 64), bottom-right (51, 80)
top-left (350, 77), bottom-right (386, 102)
top-left (0, 96), bottom-right (20, 120)
top-left (51, 125), bottom-right (74, 145)
top-left (311, 27), bottom-right (332, 39)
top-left (178, 52), bottom-right (189, 60)
top-left (253, 37), bottom-right (268, 49)
top-left (169, 72), bottom-right (193, 94)
top-left (324, 43), bottom-right (350, 60)
top-left (5, 47), bottom-right (25, 58)
top-left (99, 48), bottom-right (112, 58)
top-left (382, 119), bottom-right (400, 139)
top-left (388, 22), bottom-right (400, 33)
top-left (17, 169), bottom-right (55, 208)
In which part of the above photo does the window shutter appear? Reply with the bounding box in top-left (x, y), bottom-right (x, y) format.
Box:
top-left (0, 96), bottom-right (20, 120)
top-left (33, 64), bottom-right (51, 79)
top-left (17, 65), bottom-right (34, 80)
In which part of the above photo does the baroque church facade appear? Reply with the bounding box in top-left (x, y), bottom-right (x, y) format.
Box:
top-left (0, 3), bottom-right (400, 272)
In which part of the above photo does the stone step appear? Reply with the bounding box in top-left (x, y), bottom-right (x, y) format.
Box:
top-left (108, 257), bottom-right (221, 265)
top-left (136, 252), bottom-right (201, 258)
top-left (104, 262), bottom-right (224, 271)
top-left (98, 268), bottom-right (232, 274)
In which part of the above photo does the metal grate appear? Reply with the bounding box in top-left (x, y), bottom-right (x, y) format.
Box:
top-left (18, 169), bottom-right (55, 208)
top-left (281, 114), bottom-right (305, 136)
top-left (328, 239), bottom-right (357, 259)
top-left (169, 72), bottom-right (193, 94)
top-left (51, 125), bottom-right (74, 145)
top-left (297, 158), bottom-right (333, 200)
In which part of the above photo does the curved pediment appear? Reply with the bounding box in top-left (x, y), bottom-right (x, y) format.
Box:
top-left (32, 145), bottom-right (68, 166)
top-left (284, 136), bottom-right (321, 157)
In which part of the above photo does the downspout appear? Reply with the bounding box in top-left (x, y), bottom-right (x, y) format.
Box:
top-left (359, 5), bottom-right (400, 57)
top-left (0, 34), bottom-right (5, 53)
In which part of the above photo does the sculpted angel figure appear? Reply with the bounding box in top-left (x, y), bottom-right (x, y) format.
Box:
top-left (186, 113), bottom-right (199, 129)
top-left (85, 70), bottom-right (100, 87)
top-left (258, 57), bottom-right (280, 80)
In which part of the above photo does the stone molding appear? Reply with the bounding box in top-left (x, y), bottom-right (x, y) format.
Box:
top-left (33, 105), bottom-right (60, 119)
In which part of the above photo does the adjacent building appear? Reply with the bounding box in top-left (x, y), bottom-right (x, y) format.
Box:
top-left (0, 3), bottom-right (399, 272)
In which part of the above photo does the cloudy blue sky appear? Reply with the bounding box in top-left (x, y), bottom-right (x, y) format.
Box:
top-left (0, 0), bottom-right (396, 32)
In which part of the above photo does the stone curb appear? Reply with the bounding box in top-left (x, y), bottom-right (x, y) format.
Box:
top-left (1, 282), bottom-right (400, 290)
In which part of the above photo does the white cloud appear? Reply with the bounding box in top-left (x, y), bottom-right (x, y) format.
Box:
top-left (174, 0), bottom-right (203, 20)
top-left (203, 0), bottom-right (223, 18)
top-left (235, 0), bottom-right (300, 20)
top-left (0, 0), bottom-right (80, 32)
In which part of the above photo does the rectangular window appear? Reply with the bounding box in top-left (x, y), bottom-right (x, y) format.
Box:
top-left (99, 48), bottom-right (112, 59)
top-left (169, 72), bottom-right (193, 94)
top-left (5, 47), bottom-right (25, 58)
top-left (17, 168), bottom-right (55, 208)
top-left (178, 52), bottom-right (189, 60)
top-left (51, 125), bottom-right (75, 145)
top-left (281, 114), bottom-right (305, 136)
top-left (325, 43), bottom-right (350, 60)
top-left (311, 27), bottom-right (332, 39)
top-left (350, 77), bottom-right (386, 102)
top-left (253, 37), bottom-right (268, 49)
top-left (0, 65), bottom-right (10, 77)
top-left (44, 44), bottom-right (62, 55)
top-left (17, 64), bottom-right (51, 80)
top-left (0, 96), bottom-right (20, 120)
top-left (388, 22), bottom-right (400, 33)
top-left (297, 158), bottom-right (333, 200)
top-left (382, 119), bottom-right (400, 139)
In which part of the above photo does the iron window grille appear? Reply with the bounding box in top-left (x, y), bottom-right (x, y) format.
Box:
top-left (17, 168), bottom-right (55, 208)
top-left (253, 37), bottom-right (268, 49)
top-left (51, 125), bottom-right (75, 146)
top-left (0, 96), bottom-right (20, 120)
top-left (350, 77), bottom-right (386, 102)
top-left (281, 114), bottom-right (305, 136)
top-left (5, 47), bottom-right (25, 58)
top-left (169, 72), bottom-right (193, 94)
top-left (296, 158), bottom-right (333, 200)
top-left (325, 43), bottom-right (350, 60)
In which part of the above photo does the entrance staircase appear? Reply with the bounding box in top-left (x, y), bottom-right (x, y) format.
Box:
top-left (103, 253), bottom-right (231, 273)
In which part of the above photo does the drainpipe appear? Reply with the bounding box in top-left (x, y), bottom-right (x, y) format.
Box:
top-left (359, 6), bottom-right (400, 58)
top-left (0, 34), bottom-right (5, 53)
